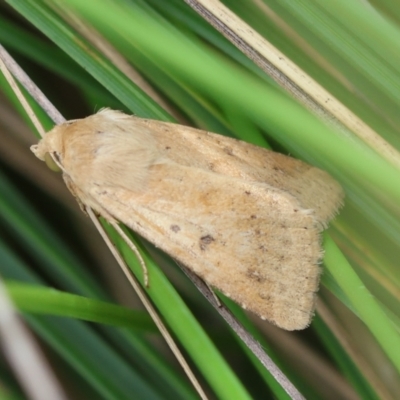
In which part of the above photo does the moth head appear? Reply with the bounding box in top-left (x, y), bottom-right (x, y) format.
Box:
top-left (31, 111), bottom-right (161, 192)
top-left (30, 124), bottom-right (69, 172)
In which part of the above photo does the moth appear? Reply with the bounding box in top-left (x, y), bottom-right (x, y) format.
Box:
top-left (31, 109), bottom-right (344, 330)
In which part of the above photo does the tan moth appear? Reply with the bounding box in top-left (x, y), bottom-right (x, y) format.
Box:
top-left (31, 109), bottom-right (344, 330)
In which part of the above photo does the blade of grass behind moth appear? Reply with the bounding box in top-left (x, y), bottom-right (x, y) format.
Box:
top-left (0, 44), bottom-right (62, 125)
top-left (0, 49), bottom-right (211, 400)
top-left (49, 2), bottom-right (183, 122)
top-left (88, 209), bottom-right (209, 400)
top-left (323, 234), bottom-right (400, 375)
top-left (0, 231), bottom-right (194, 400)
top-left (316, 300), bottom-right (391, 399)
top-left (5, 0), bottom-right (171, 121)
top-left (0, 278), bottom-right (68, 400)
top-left (183, 0), bottom-right (400, 169)
top-left (179, 263), bottom-right (306, 400)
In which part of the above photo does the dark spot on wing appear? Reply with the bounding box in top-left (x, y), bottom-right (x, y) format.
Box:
top-left (250, 215), bottom-right (257, 219)
top-left (245, 191), bottom-right (251, 195)
top-left (246, 268), bottom-right (266, 283)
top-left (259, 293), bottom-right (271, 301)
top-left (170, 224), bottom-right (181, 233)
top-left (94, 184), bottom-right (108, 195)
top-left (224, 146), bottom-right (233, 155)
top-left (200, 235), bottom-right (215, 251)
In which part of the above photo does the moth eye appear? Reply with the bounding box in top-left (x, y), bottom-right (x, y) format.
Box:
top-left (44, 152), bottom-right (62, 172)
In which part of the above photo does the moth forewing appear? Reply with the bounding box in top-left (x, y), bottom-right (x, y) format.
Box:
top-left (31, 109), bottom-right (344, 330)
top-left (141, 119), bottom-right (344, 227)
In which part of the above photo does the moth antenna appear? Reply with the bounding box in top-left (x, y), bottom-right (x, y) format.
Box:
top-left (110, 222), bottom-right (149, 287)
top-left (88, 208), bottom-right (209, 400)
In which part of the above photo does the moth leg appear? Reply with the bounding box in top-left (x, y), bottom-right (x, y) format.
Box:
top-left (206, 283), bottom-right (222, 308)
top-left (63, 175), bottom-right (88, 214)
top-left (176, 261), bottom-right (222, 307)
top-left (110, 221), bottom-right (149, 287)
